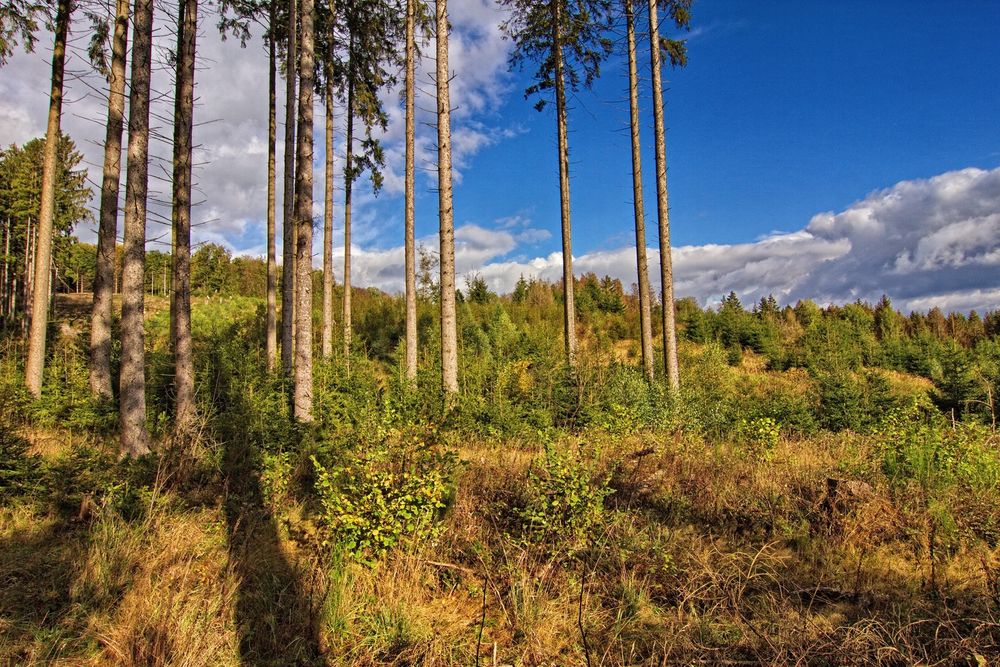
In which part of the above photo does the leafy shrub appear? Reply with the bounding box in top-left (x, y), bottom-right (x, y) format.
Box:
top-left (519, 443), bottom-right (612, 550)
top-left (311, 439), bottom-right (456, 564)
top-left (737, 416), bottom-right (780, 462)
top-left (878, 404), bottom-right (1000, 495)
top-left (260, 450), bottom-right (294, 512)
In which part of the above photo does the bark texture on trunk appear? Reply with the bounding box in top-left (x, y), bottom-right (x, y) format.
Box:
top-left (25, 0), bottom-right (71, 398)
top-left (171, 0), bottom-right (198, 435)
top-left (2, 218), bottom-right (10, 317)
top-left (342, 67), bottom-right (353, 368)
top-left (119, 0), bottom-right (154, 456)
top-left (403, 0), bottom-right (417, 382)
top-left (90, 0), bottom-right (128, 399)
top-left (280, 0), bottom-right (298, 377)
top-left (293, 0), bottom-right (314, 421)
top-left (265, 1), bottom-right (278, 371)
top-left (647, 0), bottom-right (680, 391)
top-left (321, 79), bottom-right (334, 359)
top-left (436, 0), bottom-right (458, 396)
top-left (626, 0), bottom-right (653, 382)
top-left (552, 0), bottom-right (576, 365)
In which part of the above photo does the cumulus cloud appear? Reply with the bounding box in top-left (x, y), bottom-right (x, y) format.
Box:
top-left (324, 167), bottom-right (1000, 313)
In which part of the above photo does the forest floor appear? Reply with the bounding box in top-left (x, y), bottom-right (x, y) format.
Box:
top-left (1, 296), bottom-right (999, 665)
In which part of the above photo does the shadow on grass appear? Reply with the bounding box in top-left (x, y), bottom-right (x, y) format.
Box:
top-left (0, 519), bottom-right (88, 663)
top-left (212, 346), bottom-right (322, 666)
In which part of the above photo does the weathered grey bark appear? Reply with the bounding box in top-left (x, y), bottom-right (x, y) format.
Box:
top-left (280, 0), bottom-right (297, 376)
top-left (341, 65), bottom-right (353, 367)
top-left (403, 0), bottom-right (417, 382)
top-left (171, 0), bottom-right (197, 435)
top-left (25, 0), bottom-right (71, 398)
top-left (321, 77), bottom-right (333, 359)
top-left (292, 0), bottom-right (314, 421)
top-left (436, 0), bottom-right (457, 395)
top-left (626, 0), bottom-right (653, 382)
top-left (119, 0), bottom-right (154, 456)
top-left (23, 217), bottom-right (33, 333)
top-left (2, 217), bottom-right (10, 317)
top-left (265, 1), bottom-right (278, 371)
top-left (647, 0), bottom-right (679, 391)
top-left (552, 0), bottom-right (576, 365)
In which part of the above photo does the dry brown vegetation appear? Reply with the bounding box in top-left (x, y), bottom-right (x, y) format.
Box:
top-left (3, 423), bottom-right (999, 665)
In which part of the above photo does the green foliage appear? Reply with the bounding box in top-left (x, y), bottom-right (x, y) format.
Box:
top-left (311, 438), bottom-right (456, 563)
top-left (736, 416), bottom-right (780, 462)
top-left (878, 404), bottom-right (1000, 495)
top-left (815, 369), bottom-right (895, 432)
top-left (500, 0), bottom-right (614, 111)
top-left (519, 442), bottom-right (612, 550)
top-left (260, 450), bottom-right (293, 512)
top-left (581, 362), bottom-right (673, 436)
top-left (0, 420), bottom-right (41, 499)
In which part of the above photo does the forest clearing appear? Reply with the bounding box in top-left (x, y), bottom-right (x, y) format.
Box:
top-left (2, 0), bottom-right (1000, 664)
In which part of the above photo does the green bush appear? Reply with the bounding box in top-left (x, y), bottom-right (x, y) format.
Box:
top-left (519, 443), bottom-right (612, 550)
top-left (736, 416), bottom-right (780, 462)
top-left (311, 438), bottom-right (456, 564)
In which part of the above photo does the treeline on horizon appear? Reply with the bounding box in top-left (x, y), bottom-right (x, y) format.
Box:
top-left (14, 229), bottom-right (1000, 432)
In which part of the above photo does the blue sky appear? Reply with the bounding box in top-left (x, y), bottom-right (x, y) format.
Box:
top-left (444, 0), bottom-right (1000, 252)
top-left (2, 0), bottom-right (1000, 311)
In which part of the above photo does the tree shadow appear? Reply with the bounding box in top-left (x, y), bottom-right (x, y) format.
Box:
top-left (0, 519), bottom-right (89, 662)
top-left (215, 357), bottom-right (322, 665)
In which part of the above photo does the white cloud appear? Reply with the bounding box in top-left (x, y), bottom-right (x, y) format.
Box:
top-left (309, 167), bottom-right (1000, 314)
top-left (1, 0), bottom-right (517, 255)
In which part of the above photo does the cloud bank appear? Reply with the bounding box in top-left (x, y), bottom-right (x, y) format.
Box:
top-left (342, 167), bottom-right (1000, 314)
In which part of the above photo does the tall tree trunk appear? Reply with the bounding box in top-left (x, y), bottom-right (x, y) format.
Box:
top-left (293, 0), bottom-right (314, 421)
top-left (403, 0), bottom-right (417, 382)
top-left (119, 0), bottom-right (154, 456)
top-left (342, 62), bottom-right (353, 368)
top-left (647, 0), bottom-right (679, 391)
top-left (280, 0), bottom-right (298, 376)
top-left (552, 0), bottom-right (576, 365)
top-left (436, 0), bottom-right (458, 396)
top-left (25, 0), bottom-right (71, 398)
top-left (24, 217), bottom-right (34, 335)
top-left (265, 1), bottom-right (278, 371)
top-left (171, 0), bottom-right (197, 435)
top-left (321, 74), bottom-right (333, 359)
top-left (626, 0), bottom-right (653, 382)
top-left (2, 217), bottom-right (10, 318)
top-left (24, 218), bottom-right (32, 317)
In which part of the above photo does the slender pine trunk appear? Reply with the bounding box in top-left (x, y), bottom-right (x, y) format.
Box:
top-left (293, 0), bottom-right (314, 421)
top-left (280, 0), bottom-right (298, 377)
top-left (342, 58), bottom-right (353, 368)
top-left (119, 0), bottom-right (155, 456)
top-left (171, 0), bottom-right (198, 435)
top-left (2, 217), bottom-right (10, 318)
top-left (647, 0), bottom-right (679, 391)
top-left (24, 217), bottom-right (33, 335)
top-left (626, 0), bottom-right (653, 382)
top-left (404, 0), bottom-right (417, 382)
top-left (552, 0), bottom-right (576, 365)
top-left (321, 73), bottom-right (334, 359)
top-left (265, 1), bottom-right (278, 371)
top-left (25, 0), bottom-right (72, 398)
top-left (437, 0), bottom-right (458, 396)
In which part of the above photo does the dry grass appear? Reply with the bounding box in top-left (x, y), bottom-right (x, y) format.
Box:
top-left (3, 424), bottom-right (999, 665)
